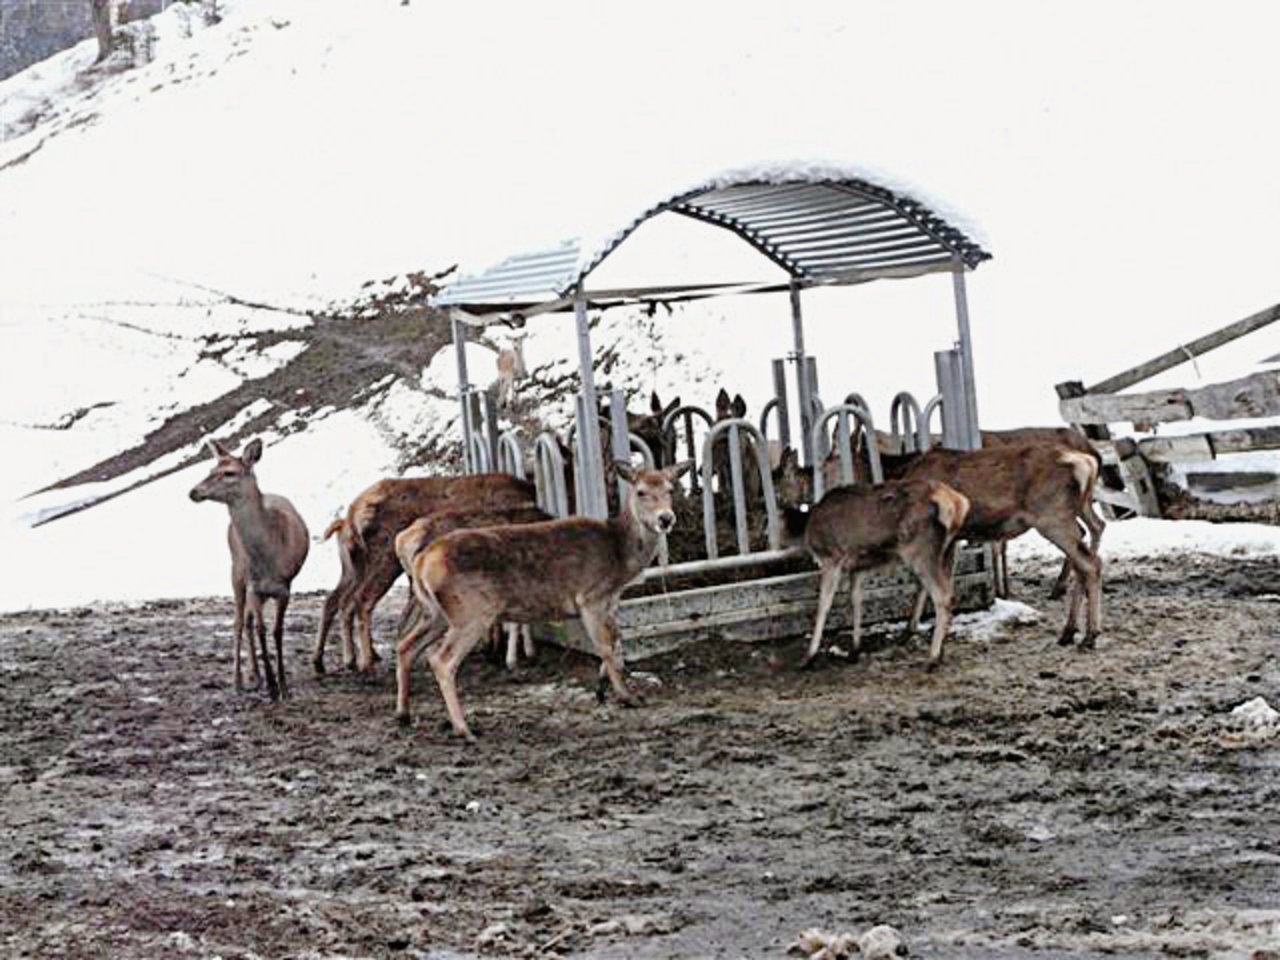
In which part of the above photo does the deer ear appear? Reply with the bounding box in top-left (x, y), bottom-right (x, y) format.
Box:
top-left (206, 439), bottom-right (230, 460)
top-left (732, 394), bottom-right (747, 418)
top-left (663, 395), bottom-right (681, 417)
top-left (242, 438), bottom-right (263, 467)
top-left (614, 460), bottom-right (638, 485)
top-left (666, 459), bottom-right (695, 482)
top-left (650, 391), bottom-right (662, 414)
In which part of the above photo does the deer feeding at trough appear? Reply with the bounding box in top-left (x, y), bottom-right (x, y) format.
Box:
top-left (779, 459), bottom-right (970, 670)
top-left (314, 472), bottom-right (538, 674)
top-left (877, 443), bottom-right (1105, 649)
top-left (391, 503), bottom-right (555, 669)
top-left (189, 438), bottom-right (309, 701)
top-left (393, 461), bottom-right (693, 740)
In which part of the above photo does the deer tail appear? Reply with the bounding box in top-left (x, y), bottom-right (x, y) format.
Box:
top-left (928, 482), bottom-right (971, 541)
top-left (1059, 450), bottom-right (1099, 508)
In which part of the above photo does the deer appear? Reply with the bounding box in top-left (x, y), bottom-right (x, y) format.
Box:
top-left (979, 427), bottom-right (1105, 600)
top-left (189, 438), bottom-right (309, 701)
top-left (393, 460), bottom-right (693, 740)
top-left (781, 475), bottom-right (971, 669)
top-left (495, 331), bottom-right (528, 409)
top-left (313, 473), bottom-right (538, 675)
top-left (884, 444), bottom-right (1103, 648)
top-left (391, 503), bottom-right (554, 670)
top-left (779, 440), bottom-right (1104, 648)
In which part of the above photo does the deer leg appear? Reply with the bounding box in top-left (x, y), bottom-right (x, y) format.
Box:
top-left (340, 600), bottom-right (357, 671)
top-left (504, 623), bottom-right (520, 671)
top-left (273, 596), bottom-right (290, 701)
top-left (394, 608), bottom-right (447, 725)
top-left (1036, 520), bottom-right (1100, 648)
top-left (904, 545), bottom-right (956, 670)
top-left (426, 618), bottom-right (492, 741)
top-left (582, 604), bottom-right (637, 707)
top-left (249, 593), bottom-right (279, 701)
top-left (849, 570), bottom-right (866, 656)
top-left (801, 563), bottom-right (841, 668)
top-left (232, 575), bottom-right (250, 691)
top-left (903, 584), bottom-right (930, 641)
top-left (313, 588), bottom-right (341, 676)
top-left (521, 624), bottom-right (535, 661)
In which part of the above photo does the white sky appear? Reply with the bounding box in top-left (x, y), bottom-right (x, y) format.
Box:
top-left (1, 0), bottom-right (1279, 609)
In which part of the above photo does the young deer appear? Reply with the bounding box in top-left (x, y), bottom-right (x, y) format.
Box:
top-left (189, 439), bottom-right (309, 700)
top-left (886, 444), bottom-right (1104, 648)
top-left (495, 331), bottom-right (528, 409)
top-left (784, 478), bottom-right (970, 669)
top-left (313, 473), bottom-right (538, 674)
top-left (391, 503), bottom-right (555, 668)
top-left (394, 461), bottom-right (692, 739)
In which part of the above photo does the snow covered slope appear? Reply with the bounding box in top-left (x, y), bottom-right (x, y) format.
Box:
top-left (3, 0), bottom-right (1280, 611)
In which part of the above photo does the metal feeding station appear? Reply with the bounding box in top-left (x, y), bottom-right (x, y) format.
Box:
top-left (432, 168), bottom-right (995, 657)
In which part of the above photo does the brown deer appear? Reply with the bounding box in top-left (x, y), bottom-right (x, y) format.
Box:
top-left (886, 444), bottom-right (1104, 648)
top-left (495, 331), bottom-right (528, 409)
top-left (189, 439), bottom-right (309, 700)
top-left (393, 461), bottom-right (693, 739)
top-left (980, 427), bottom-right (1105, 599)
top-left (782, 477), bottom-right (970, 669)
top-left (391, 503), bottom-right (555, 667)
top-left (313, 473), bottom-right (538, 674)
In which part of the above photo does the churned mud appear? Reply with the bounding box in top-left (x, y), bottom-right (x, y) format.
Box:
top-left (3, 551), bottom-right (1280, 959)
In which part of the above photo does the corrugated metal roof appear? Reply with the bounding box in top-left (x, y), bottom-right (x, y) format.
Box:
top-left (434, 171), bottom-right (990, 316)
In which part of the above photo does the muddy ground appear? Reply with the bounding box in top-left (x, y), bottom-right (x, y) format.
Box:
top-left (3, 552), bottom-right (1280, 959)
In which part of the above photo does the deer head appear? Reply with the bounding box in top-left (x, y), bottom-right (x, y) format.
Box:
top-left (189, 438), bottom-right (263, 505)
top-left (614, 461), bottom-right (693, 534)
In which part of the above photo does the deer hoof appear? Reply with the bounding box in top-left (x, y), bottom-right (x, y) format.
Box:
top-left (595, 676), bottom-right (610, 705)
top-left (797, 652), bottom-right (819, 671)
top-left (1078, 633), bottom-right (1098, 651)
top-left (313, 657), bottom-right (327, 676)
top-left (396, 712), bottom-right (412, 728)
top-left (1057, 628), bottom-right (1077, 647)
top-left (925, 658), bottom-right (942, 673)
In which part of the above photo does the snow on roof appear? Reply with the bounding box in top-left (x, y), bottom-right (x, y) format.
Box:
top-left (434, 162), bottom-right (991, 318)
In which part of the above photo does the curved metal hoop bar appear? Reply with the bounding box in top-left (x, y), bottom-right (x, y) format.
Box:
top-left (661, 404), bottom-right (715, 491)
top-left (468, 433), bottom-right (492, 474)
top-left (758, 397), bottom-right (780, 441)
top-left (532, 432), bottom-right (570, 518)
top-left (699, 417), bottom-right (780, 559)
top-left (889, 391), bottom-right (925, 454)
top-left (920, 393), bottom-right (945, 448)
top-left (496, 429), bottom-right (526, 479)
top-left (812, 404), bottom-right (883, 502)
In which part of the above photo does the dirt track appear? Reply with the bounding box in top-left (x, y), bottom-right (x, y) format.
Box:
top-left (3, 552), bottom-right (1280, 959)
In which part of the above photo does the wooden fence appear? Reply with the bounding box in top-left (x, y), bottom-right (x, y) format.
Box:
top-left (1057, 302), bottom-right (1280, 518)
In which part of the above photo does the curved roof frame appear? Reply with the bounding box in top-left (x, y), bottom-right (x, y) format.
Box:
top-left (434, 172), bottom-right (991, 320)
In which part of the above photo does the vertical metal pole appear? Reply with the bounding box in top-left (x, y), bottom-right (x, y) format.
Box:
top-left (952, 264), bottom-right (982, 450)
top-left (451, 310), bottom-right (474, 473)
top-left (480, 390), bottom-right (500, 470)
top-left (573, 289), bottom-right (608, 518)
top-left (608, 387), bottom-right (631, 510)
top-left (771, 358), bottom-right (791, 450)
top-left (789, 281), bottom-right (813, 466)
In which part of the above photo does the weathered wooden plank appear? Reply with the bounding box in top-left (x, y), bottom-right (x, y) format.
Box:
top-left (1200, 425), bottom-right (1280, 456)
top-left (1059, 371), bottom-right (1280, 426)
top-left (1138, 434), bottom-right (1214, 464)
top-left (1081, 302), bottom-right (1280, 396)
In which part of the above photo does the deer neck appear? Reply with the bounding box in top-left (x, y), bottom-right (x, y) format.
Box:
top-left (226, 483), bottom-right (276, 563)
top-left (612, 502), bottom-right (662, 580)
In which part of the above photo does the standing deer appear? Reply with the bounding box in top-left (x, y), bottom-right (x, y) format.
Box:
top-left (313, 473), bottom-right (538, 674)
top-left (189, 439), bottom-right (309, 700)
top-left (495, 332), bottom-right (528, 409)
top-left (783, 477), bottom-right (970, 669)
top-left (394, 461), bottom-right (693, 739)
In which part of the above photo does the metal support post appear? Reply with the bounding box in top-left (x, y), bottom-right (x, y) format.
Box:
top-left (951, 265), bottom-right (982, 450)
top-left (770, 358), bottom-right (791, 450)
top-left (573, 290), bottom-right (608, 518)
top-left (451, 310), bottom-right (474, 473)
top-left (789, 282), bottom-right (814, 466)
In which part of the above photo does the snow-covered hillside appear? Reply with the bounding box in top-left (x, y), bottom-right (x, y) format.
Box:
top-left (3, 0), bottom-right (1280, 612)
